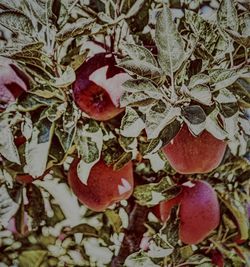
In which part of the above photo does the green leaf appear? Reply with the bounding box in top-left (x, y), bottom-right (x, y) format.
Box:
top-left (144, 120), bottom-right (181, 155)
top-left (123, 79), bottom-right (162, 99)
top-left (0, 122), bottom-right (20, 164)
top-left (189, 73), bottom-right (210, 88)
top-left (23, 0), bottom-right (53, 26)
top-left (24, 118), bottom-right (54, 177)
top-left (220, 195), bottom-right (249, 240)
top-left (51, 66), bottom-right (76, 87)
top-left (210, 69), bottom-right (240, 90)
top-left (17, 94), bottom-right (56, 112)
top-left (133, 177), bottom-right (181, 207)
top-left (206, 109), bottom-right (228, 140)
top-left (120, 107), bottom-right (144, 137)
top-left (56, 18), bottom-right (95, 41)
top-left (219, 102), bottom-right (239, 118)
top-left (181, 105), bottom-right (206, 125)
top-left (0, 10), bottom-right (34, 35)
top-left (124, 251), bottom-right (159, 267)
top-left (45, 102), bottom-right (67, 122)
top-left (215, 88), bottom-right (237, 103)
top-left (30, 85), bottom-right (65, 101)
top-left (184, 254), bottom-right (212, 266)
top-left (225, 28), bottom-right (250, 48)
top-left (120, 79), bottom-right (163, 107)
top-left (55, 103), bottom-right (80, 152)
top-left (125, 0), bottom-right (147, 18)
top-left (229, 78), bottom-right (250, 108)
top-left (67, 223), bottom-right (98, 236)
top-left (155, 5), bottom-right (185, 75)
top-left (189, 84), bottom-right (212, 105)
top-left (146, 101), bottom-right (181, 139)
top-left (217, 0), bottom-right (239, 31)
top-left (105, 210), bottom-right (122, 233)
top-left (0, 185), bottom-right (19, 227)
top-left (119, 59), bottom-right (163, 82)
top-left (182, 105), bottom-right (206, 135)
top-left (122, 44), bottom-right (158, 66)
top-left (185, 10), bottom-right (218, 54)
top-left (19, 250), bottom-right (47, 267)
top-left (113, 152), bottom-right (133, 170)
top-left (75, 122), bottom-right (103, 184)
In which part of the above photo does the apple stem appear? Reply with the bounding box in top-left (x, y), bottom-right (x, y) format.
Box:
top-left (111, 203), bottom-right (149, 266)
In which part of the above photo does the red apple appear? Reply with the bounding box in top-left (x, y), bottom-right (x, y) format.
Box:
top-left (162, 124), bottom-right (227, 174)
top-left (0, 57), bottom-right (29, 110)
top-left (68, 158), bottom-right (134, 212)
top-left (153, 193), bottom-right (182, 222)
top-left (158, 180), bottom-right (220, 245)
top-left (72, 53), bottom-right (130, 121)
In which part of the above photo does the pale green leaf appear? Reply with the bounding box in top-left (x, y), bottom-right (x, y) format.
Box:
top-left (0, 11), bottom-right (34, 35)
top-left (75, 122), bottom-right (103, 185)
top-left (155, 5), bottom-right (185, 75)
top-left (220, 195), bottom-right (249, 240)
top-left (0, 122), bottom-right (20, 164)
top-left (210, 69), bottom-right (240, 90)
top-left (120, 107), bottom-right (144, 137)
top-left (119, 59), bottom-right (163, 82)
top-left (215, 88), bottom-right (237, 103)
top-left (189, 84), bottom-right (212, 105)
top-left (206, 109), bottom-right (228, 140)
top-left (24, 119), bottom-right (54, 177)
top-left (189, 73), bottom-right (210, 88)
top-left (217, 0), bottom-right (239, 31)
top-left (124, 251), bottom-right (159, 267)
top-left (0, 185), bottom-right (20, 227)
top-left (56, 18), bottom-right (96, 41)
top-left (133, 177), bottom-right (181, 207)
top-left (122, 43), bottom-right (158, 66)
top-left (19, 250), bottom-right (47, 267)
top-left (146, 101), bottom-right (181, 139)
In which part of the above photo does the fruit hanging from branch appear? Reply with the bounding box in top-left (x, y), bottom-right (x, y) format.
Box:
top-left (72, 53), bottom-right (131, 121)
top-left (162, 124), bottom-right (227, 174)
top-left (158, 180), bottom-right (220, 244)
top-left (68, 158), bottom-right (134, 212)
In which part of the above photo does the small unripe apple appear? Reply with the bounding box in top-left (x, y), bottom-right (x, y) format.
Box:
top-left (72, 53), bottom-right (130, 121)
top-left (158, 180), bottom-right (220, 245)
top-left (68, 158), bottom-right (134, 212)
top-left (162, 124), bottom-right (227, 174)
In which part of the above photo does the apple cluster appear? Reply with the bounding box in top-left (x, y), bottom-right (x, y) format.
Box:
top-left (67, 52), bottom-right (225, 246)
top-left (1, 52), bottom-right (225, 247)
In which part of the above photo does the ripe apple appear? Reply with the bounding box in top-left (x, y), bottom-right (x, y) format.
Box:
top-left (153, 193), bottom-right (182, 222)
top-left (68, 158), bottom-right (134, 212)
top-left (158, 180), bottom-right (220, 244)
top-left (72, 53), bottom-right (130, 121)
top-left (162, 124), bottom-right (227, 174)
top-left (0, 57), bottom-right (29, 110)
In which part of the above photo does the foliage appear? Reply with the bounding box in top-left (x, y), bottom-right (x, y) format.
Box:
top-left (0, 0), bottom-right (249, 266)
